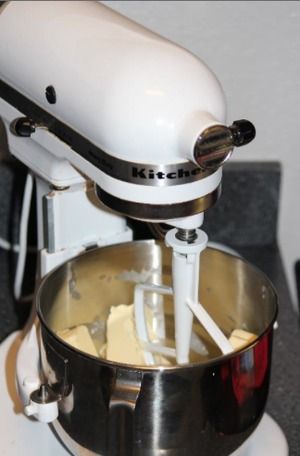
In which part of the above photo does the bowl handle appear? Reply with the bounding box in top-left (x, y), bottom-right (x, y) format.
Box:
top-left (108, 370), bottom-right (142, 455)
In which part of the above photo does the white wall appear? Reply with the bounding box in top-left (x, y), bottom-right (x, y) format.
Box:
top-left (102, 0), bottom-right (300, 310)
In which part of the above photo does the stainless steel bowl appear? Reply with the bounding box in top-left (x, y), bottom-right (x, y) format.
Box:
top-left (36, 241), bottom-right (277, 456)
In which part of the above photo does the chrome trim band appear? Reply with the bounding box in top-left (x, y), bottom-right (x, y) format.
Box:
top-left (96, 185), bottom-right (221, 220)
top-left (90, 155), bottom-right (213, 187)
top-left (0, 78), bottom-right (212, 187)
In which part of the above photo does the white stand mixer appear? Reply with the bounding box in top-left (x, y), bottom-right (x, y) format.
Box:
top-left (0, 2), bottom-right (286, 456)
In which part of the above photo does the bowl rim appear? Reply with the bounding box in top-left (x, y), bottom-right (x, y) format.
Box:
top-left (36, 240), bottom-right (278, 372)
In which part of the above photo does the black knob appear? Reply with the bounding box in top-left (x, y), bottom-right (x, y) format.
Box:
top-left (229, 119), bottom-right (256, 147)
top-left (11, 117), bottom-right (36, 137)
top-left (45, 85), bottom-right (56, 104)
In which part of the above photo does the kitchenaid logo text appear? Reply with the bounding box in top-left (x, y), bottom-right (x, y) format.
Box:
top-left (132, 167), bottom-right (202, 180)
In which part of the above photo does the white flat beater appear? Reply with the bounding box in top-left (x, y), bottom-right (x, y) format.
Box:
top-left (134, 223), bottom-right (234, 365)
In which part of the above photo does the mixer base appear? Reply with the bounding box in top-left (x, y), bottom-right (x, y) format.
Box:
top-left (1, 332), bottom-right (289, 456)
top-left (232, 413), bottom-right (288, 456)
